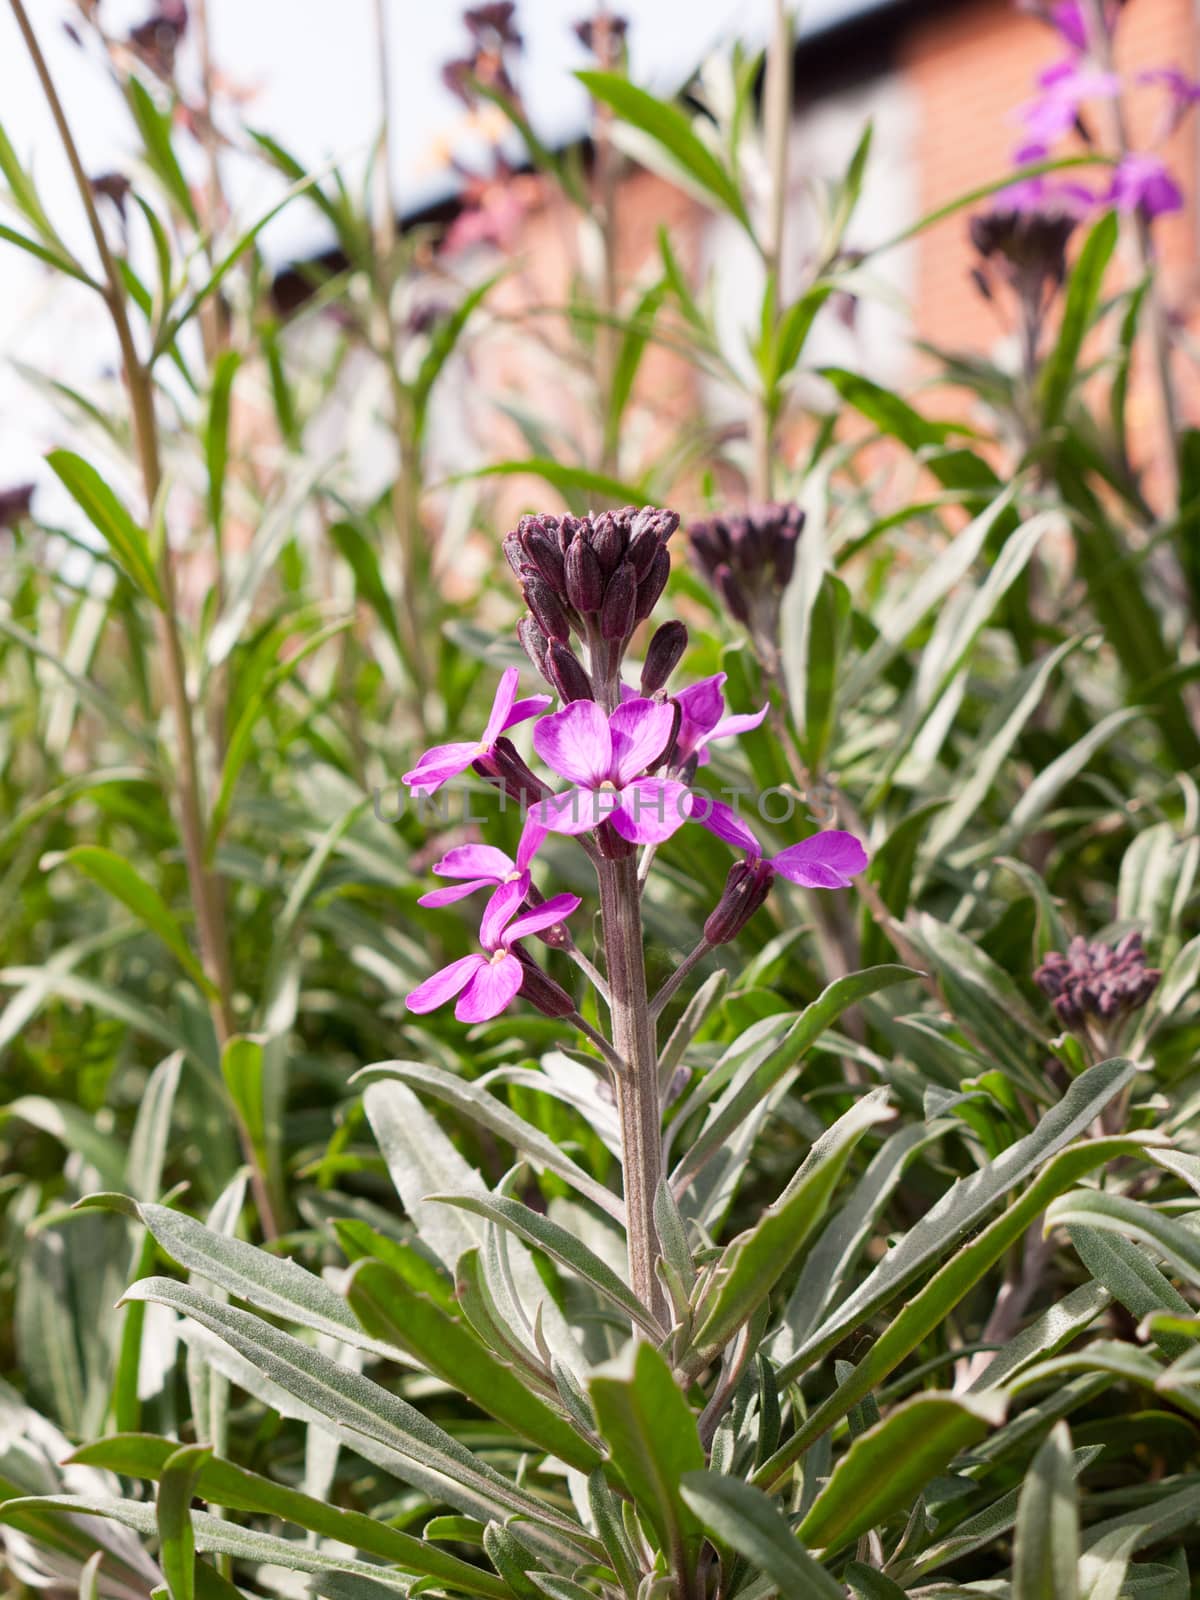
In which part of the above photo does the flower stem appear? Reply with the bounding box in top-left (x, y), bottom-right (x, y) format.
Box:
top-left (596, 852), bottom-right (670, 1329)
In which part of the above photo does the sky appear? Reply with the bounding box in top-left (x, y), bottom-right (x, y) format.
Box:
top-left (0, 0), bottom-right (873, 486)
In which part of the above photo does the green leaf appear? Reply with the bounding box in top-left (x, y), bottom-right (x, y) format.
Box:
top-left (69, 1434), bottom-right (509, 1598)
top-left (128, 1052), bottom-right (185, 1203)
top-left (205, 350), bottom-right (240, 536)
top-left (413, 269), bottom-right (506, 443)
top-left (798, 1392), bottom-right (1004, 1555)
top-left (1046, 1191), bottom-right (1200, 1290)
top-left (691, 1090), bottom-right (893, 1356)
top-left (1041, 210), bottom-right (1119, 429)
top-left (157, 1444), bottom-right (211, 1600)
top-left (4, 1096), bottom-right (127, 1188)
top-left (452, 457), bottom-right (647, 513)
top-left (589, 1342), bottom-right (705, 1573)
top-left (346, 1257), bottom-right (602, 1472)
top-left (50, 846), bottom-right (213, 996)
top-left (429, 1192), bottom-right (657, 1336)
top-left (1013, 1423), bottom-right (1079, 1600)
top-left (126, 77), bottom-right (199, 225)
top-left (329, 520), bottom-right (402, 653)
top-left (678, 1473), bottom-right (842, 1598)
top-left (577, 71), bottom-right (751, 232)
top-left (121, 1276), bottom-right (591, 1553)
top-left (47, 451), bottom-right (163, 604)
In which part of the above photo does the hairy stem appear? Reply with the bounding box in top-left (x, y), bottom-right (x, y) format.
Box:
top-left (597, 852), bottom-right (670, 1329)
top-left (11, 0), bottom-right (279, 1237)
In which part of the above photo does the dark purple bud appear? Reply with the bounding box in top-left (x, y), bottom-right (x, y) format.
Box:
top-left (716, 564), bottom-right (751, 626)
top-left (627, 526), bottom-right (663, 580)
top-left (600, 561), bottom-right (638, 640)
top-left (0, 483), bottom-right (35, 530)
top-left (630, 505), bottom-right (679, 543)
top-left (503, 532), bottom-right (525, 576)
top-left (547, 641), bottom-right (595, 703)
top-left (559, 513), bottom-right (586, 552)
top-left (524, 575), bottom-right (571, 643)
top-left (517, 614), bottom-right (552, 681)
top-left (476, 736), bottom-right (551, 807)
top-left (633, 545), bottom-right (670, 623)
top-left (524, 531), bottom-right (567, 596)
top-left (641, 620), bottom-right (688, 694)
top-left (773, 525), bottom-right (800, 587)
top-left (704, 859), bottom-right (775, 946)
top-left (565, 536), bottom-right (604, 612)
top-left (513, 948), bottom-right (576, 1017)
top-left (590, 510), bottom-right (628, 575)
top-left (1033, 929), bottom-right (1161, 1031)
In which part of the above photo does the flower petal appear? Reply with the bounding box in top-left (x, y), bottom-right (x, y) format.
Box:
top-left (481, 668), bottom-right (520, 746)
top-left (504, 892), bottom-right (582, 946)
top-left (534, 700), bottom-right (612, 787)
top-left (402, 742), bottom-right (479, 792)
top-left (515, 814), bottom-right (547, 872)
top-left (609, 698), bottom-right (676, 786)
top-left (772, 830), bottom-right (868, 889)
top-left (502, 694), bottom-right (554, 732)
top-left (456, 953), bottom-right (524, 1022)
top-left (532, 787), bottom-right (617, 835)
top-left (480, 875), bottom-right (529, 950)
top-left (431, 844), bottom-right (514, 881)
top-left (406, 954), bottom-right (487, 1013)
top-left (688, 794), bottom-right (762, 855)
top-left (609, 777), bottom-right (692, 844)
top-left (417, 879), bottom-right (492, 907)
top-left (706, 704), bottom-right (770, 745)
top-left (674, 674), bottom-right (727, 759)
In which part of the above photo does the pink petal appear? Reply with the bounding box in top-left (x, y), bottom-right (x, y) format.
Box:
top-left (674, 674), bottom-right (727, 759)
top-left (481, 668), bottom-right (520, 746)
top-left (609, 778), bottom-right (692, 844)
top-left (432, 844), bottom-right (514, 881)
top-left (418, 879), bottom-right (493, 908)
top-left (688, 794), bottom-right (762, 855)
top-left (502, 694), bottom-right (553, 732)
top-left (406, 954), bottom-right (487, 1013)
top-left (402, 742), bottom-right (480, 792)
top-left (772, 830), bottom-right (868, 889)
top-left (480, 875), bottom-right (529, 951)
top-left (515, 815), bottom-right (547, 872)
top-left (504, 892), bottom-right (582, 946)
top-left (706, 705), bottom-right (770, 745)
top-left (534, 700), bottom-right (612, 787)
top-left (532, 786), bottom-right (617, 835)
top-left (456, 953), bottom-right (524, 1022)
top-left (609, 698), bottom-right (676, 786)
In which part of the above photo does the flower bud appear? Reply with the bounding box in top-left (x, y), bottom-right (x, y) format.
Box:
top-left (558, 513), bottom-right (586, 552)
top-left (600, 560), bottom-right (638, 640)
top-left (704, 859), bottom-right (775, 945)
top-left (524, 575), bottom-right (571, 643)
top-left (514, 947), bottom-right (576, 1017)
top-left (1034, 930), bottom-right (1161, 1029)
top-left (565, 536), bottom-right (604, 612)
top-left (590, 509), bottom-right (628, 575)
top-left (547, 641), bottom-right (595, 702)
top-left (716, 564), bottom-right (751, 626)
top-left (502, 532), bottom-right (524, 575)
top-left (518, 614), bottom-right (552, 681)
top-left (641, 620), bottom-right (688, 694)
top-left (475, 736), bottom-right (551, 807)
top-left (633, 545), bottom-right (670, 623)
top-left (630, 505), bottom-right (679, 543)
top-left (524, 530), bottom-right (567, 595)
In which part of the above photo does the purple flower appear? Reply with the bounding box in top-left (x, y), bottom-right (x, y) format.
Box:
top-left (1141, 66), bottom-right (1200, 140)
top-left (417, 817), bottom-right (546, 908)
top-left (531, 698), bottom-right (692, 844)
top-left (1107, 152), bottom-right (1184, 218)
top-left (672, 673), bottom-right (769, 767)
top-left (688, 796), bottom-right (869, 888)
top-left (405, 877), bottom-right (580, 1022)
top-left (402, 668), bottom-right (551, 794)
top-left (1018, 60), bottom-right (1120, 143)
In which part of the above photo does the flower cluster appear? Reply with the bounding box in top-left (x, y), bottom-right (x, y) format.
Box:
top-left (687, 503), bottom-right (805, 673)
top-left (998, 0), bottom-right (1196, 223)
top-left (401, 503), bottom-right (867, 1024)
top-left (1033, 929), bottom-right (1161, 1025)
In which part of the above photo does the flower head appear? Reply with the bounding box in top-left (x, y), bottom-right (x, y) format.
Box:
top-left (1034, 930), bottom-right (1160, 1025)
top-left (1017, 59), bottom-right (1120, 143)
top-left (402, 668), bottom-right (551, 794)
top-left (687, 503), bottom-right (804, 671)
top-left (1107, 152), bottom-right (1184, 219)
top-left (417, 817), bottom-right (546, 907)
top-left (405, 877), bottom-right (580, 1022)
top-left (689, 796), bottom-right (868, 887)
top-left (531, 698), bottom-right (692, 844)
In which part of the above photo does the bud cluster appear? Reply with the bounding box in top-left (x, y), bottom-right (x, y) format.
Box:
top-left (969, 209), bottom-right (1076, 312)
top-left (508, 505), bottom-right (680, 700)
top-left (1033, 930), bottom-right (1161, 1026)
top-left (687, 502), bottom-right (804, 670)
